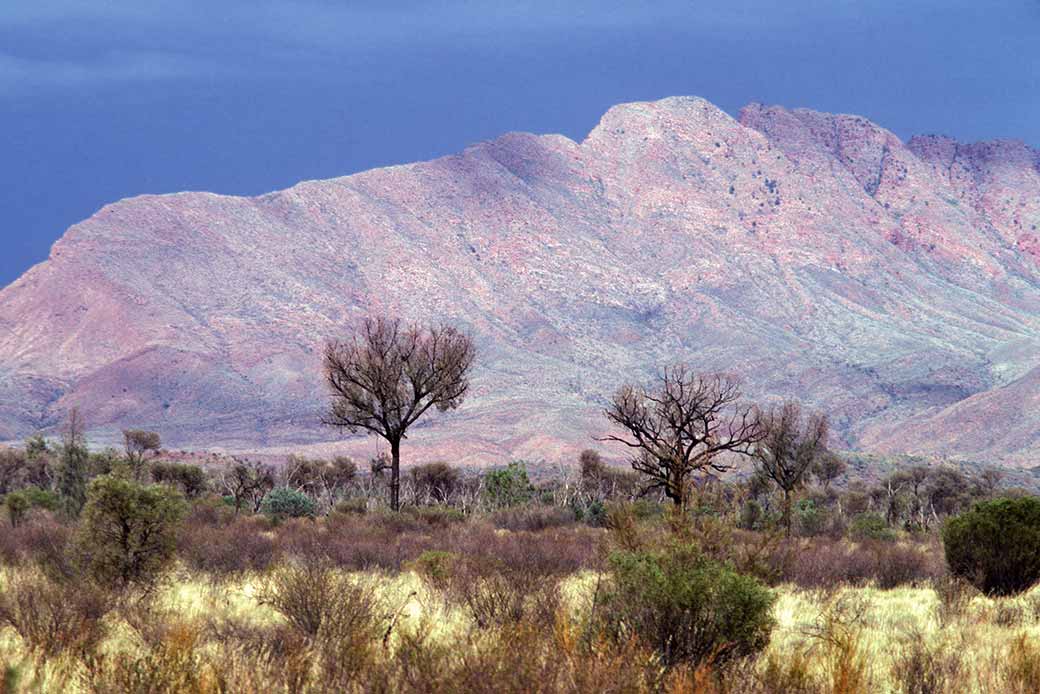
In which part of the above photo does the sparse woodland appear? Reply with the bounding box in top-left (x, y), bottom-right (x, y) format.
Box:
top-left (2, 318), bottom-right (1040, 693)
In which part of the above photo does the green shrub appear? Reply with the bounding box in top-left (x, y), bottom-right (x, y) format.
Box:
top-left (849, 512), bottom-right (894, 542)
top-left (943, 496), bottom-right (1040, 596)
top-left (261, 488), bottom-right (318, 522)
top-left (594, 542), bottom-right (775, 667)
top-left (482, 461), bottom-right (533, 509)
top-left (77, 475), bottom-right (187, 588)
top-left (4, 486), bottom-right (60, 526)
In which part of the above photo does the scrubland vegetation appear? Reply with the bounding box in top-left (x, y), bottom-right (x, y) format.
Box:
top-left (3, 318), bottom-right (1040, 692)
top-left (2, 427), bottom-right (1040, 692)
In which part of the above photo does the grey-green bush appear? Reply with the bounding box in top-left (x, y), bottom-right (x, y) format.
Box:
top-left (262, 488), bottom-right (318, 522)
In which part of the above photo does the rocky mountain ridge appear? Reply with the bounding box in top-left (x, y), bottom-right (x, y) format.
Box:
top-left (1, 96), bottom-right (1038, 465)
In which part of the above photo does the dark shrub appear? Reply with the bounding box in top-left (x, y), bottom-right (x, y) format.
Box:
top-left (77, 475), bottom-right (187, 589)
top-left (409, 462), bottom-right (461, 504)
top-left (261, 488), bottom-right (317, 522)
top-left (150, 461), bottom-right (207, 498)
top-left (594, 542), bottom-right (775, 668)
top-left (943, 496), bottom-right (1040, 596)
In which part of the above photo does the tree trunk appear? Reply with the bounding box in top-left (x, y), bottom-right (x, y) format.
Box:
top-left (390, 437), bottom-right (401, 512)
top-left (783, 489), bottom-right (792, 538)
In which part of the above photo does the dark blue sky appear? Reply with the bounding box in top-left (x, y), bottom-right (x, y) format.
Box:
top-left (2, 1), bottom-right (1038, 287)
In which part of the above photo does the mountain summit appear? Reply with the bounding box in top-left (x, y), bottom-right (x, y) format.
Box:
top-left (2, 96), bottom-right (1039, 464)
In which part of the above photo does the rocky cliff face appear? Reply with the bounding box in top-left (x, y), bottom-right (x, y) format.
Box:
top-left (1, 96), bottom-right (1038, 465)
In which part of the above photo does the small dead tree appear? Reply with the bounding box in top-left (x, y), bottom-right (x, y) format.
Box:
top-left (753, 402), bottom-right (829, 537)
top-left (601, 366), bottom-right (762, 509)
top-left (123, 429), bottom-right (161, 480)
top-left (323, 317), bottom-right (475, 512)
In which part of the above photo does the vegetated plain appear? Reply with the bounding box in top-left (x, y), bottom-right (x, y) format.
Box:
top-left (3, 428), bottom-right (1040, 693)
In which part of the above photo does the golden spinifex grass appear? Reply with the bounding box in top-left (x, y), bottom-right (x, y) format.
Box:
top-left (4, 564), bottom-right (1040, 693)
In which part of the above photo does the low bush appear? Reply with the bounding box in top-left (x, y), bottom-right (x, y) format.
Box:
top-left (766, 537), bottom-right (942, 589)
top-left (0, 516), bottom-right (74, 576)
top-left (333, 497), bottom-right (368, 515)
top-left (261, 487), bottom-right (317, 523)
top-left (491, 505), bottom-right (576, 532)
top-left (848, 512), bottom-right (895, 542)
top-left (409, 550), bottom-right (459, 591)
top-left (593, 542), bottom-right (775, 668)
top-left (404, 505), bottom-right (466, 528)
top-left (943, 496), bottom-right (1040, 596)
top-left (258, 562), bottom-right (385, 646)
top-left (179, 515), bottom-right (279, 579)
top-left (443, 554), bottom-right (562, 629)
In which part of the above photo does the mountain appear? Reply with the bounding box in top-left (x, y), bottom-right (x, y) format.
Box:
top-left (1, 96), bottom-right (1039, 466)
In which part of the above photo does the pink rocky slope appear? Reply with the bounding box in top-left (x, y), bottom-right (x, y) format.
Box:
top-left (1, 96), bottom-right (1038, 465)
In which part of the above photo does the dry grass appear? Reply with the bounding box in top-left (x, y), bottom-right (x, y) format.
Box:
top-left (2, 558), bottom-right (1040, 691)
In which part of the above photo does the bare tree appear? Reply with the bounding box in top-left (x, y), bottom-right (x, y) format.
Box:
top-left (221, 459), bottom-right (275, 516)
top-left (753, 402), bottom-right (829, 537)
top-left (976, 467), bottom-right (1005, 497)
top-left (322, 316), bottom-right (475, 512)
top-left (600, 366), bottom-right (762, 509)
top-left (123, 429), bottom-right (161, 480)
